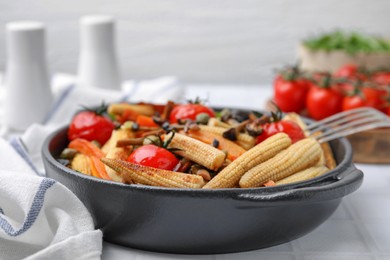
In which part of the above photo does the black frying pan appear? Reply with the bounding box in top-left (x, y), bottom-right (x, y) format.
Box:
top-left (42, 126), bottom-right (363, 254)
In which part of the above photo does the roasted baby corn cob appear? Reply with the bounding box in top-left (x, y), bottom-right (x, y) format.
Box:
top-left (101, 158), bottom-right (206, 188)
top-left (239, 137), bottom-right (322, 188)
top-left (164, 132), bottom-right (226, 171)
top-left (199, 125), bottom-right (255, 150)
top-left (203, 133), bottom-right (292, 189)
top-left (182, 129), bottom-right (246, 161)
top-left (284, 112), bottom-right (336, 170)
top-left (276, 165), bottom-right (330, 185)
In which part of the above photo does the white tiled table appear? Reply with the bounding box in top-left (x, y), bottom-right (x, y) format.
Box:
top-left (102, 85), bottom-right (390, 260)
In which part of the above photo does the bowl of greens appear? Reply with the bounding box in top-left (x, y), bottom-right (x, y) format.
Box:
top-left (298, 30), bottom-right (390, 72)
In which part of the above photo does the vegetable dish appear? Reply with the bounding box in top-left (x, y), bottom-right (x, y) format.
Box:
top-left (58, 101), bottom-right (336, 189)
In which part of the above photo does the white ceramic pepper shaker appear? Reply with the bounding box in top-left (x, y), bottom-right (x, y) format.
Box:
top-left (4, 21), bottom-right (53, 131)
top-left (77, 15), bottom-right (121, 90)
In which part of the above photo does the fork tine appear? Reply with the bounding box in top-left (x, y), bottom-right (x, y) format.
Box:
top-left (306, 107), bottom-right (380, 132)
top-left (308, 107), bottom-right (390, 143)
top-left (311, 115), bottom-right (385, 136)
top-left (307, 110), bottom-right (378, 133)
top-left (316, 121), bottom-right (390, 143)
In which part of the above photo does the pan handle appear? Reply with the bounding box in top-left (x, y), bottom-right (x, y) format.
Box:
top-left (234, 165), bottom-right (363, 204)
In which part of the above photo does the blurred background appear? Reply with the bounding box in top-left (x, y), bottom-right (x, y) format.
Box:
top-left (0, 0), bottom-right (389, 85)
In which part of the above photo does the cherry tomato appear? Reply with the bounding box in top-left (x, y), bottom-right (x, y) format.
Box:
top-left (387, 107), bottom-right (390, 117)
top-left (342, 95), bottom-right (366, 111)
top-left (361, 87), bottom-right (387, 111)
top-left (68, 111), bottom-right (115, 145)
top-left (256, 120), bottom-right (305, 144)
top-left (337, 82), bottom-right (355, 96)
top-left (372, 72), bottom-right (390, 85)
top-left (334, 64), bottom-right (366, 81)
top-left (273, 75), bottom-right (310, 113)
top-left (127, 144), bottom-right (179, 171)
top-left (334, 64), bottom-right (357, 78)
top-left (169, 103), bottom-right (215, 123)
top-left (306, 86), bottom-right (343, 120)
top-left (342, 86), bottom-right (387, 112)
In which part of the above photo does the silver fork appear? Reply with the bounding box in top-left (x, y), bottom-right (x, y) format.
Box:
top-left (306, 107), bottom-right (390, 143)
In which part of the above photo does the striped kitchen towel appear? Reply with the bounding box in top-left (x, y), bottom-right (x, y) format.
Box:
top-left (0, 138), bottom-right (102, 260)
top-left (0, 74), bottom-right (185, 259)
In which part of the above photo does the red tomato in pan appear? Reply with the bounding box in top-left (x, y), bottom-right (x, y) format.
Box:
top-left (68, 111), bottom-right (115, 145)
top-left (256, 120), bottom-right (305, 144)
top-left (127, 144), bottom-right (179, 171)
top-left (169, 103), bottom-right (215, 123)
top-left (273, 75), bottom-right (310, 113)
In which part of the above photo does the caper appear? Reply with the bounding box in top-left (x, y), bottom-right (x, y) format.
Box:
top-left (196, 113), bottom-right (210, 125)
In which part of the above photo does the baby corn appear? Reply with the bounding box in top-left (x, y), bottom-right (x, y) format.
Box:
top-left (165, 132), bottom-right (226, 171)
top-left (239, 138), bottom-right (322, 188)
top-left (199, 125), bottom-right (255, 150)
top-left (284, 112), bottom-right (336, 170)
top-left (101, 158), bottom-right (205, 188)
top-left (203, 133), bottom-right (291, 189)
top-left (276, 165), bottom-right (330, 185)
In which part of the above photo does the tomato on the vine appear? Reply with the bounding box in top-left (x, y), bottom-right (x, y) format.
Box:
top-left (341, 86), bottom-right (385, 111)
top-left (273, 75), bottom-right (310, 113)
top-left (360, 87), bottom-right (387, 111)
top-left (68, 110), bottom-right (115, 145)
top-left (334, 64), bottom-right (366, 80)
top-left (169, 102), bottom-right (215, 123)
top-left (372, 72), bottom-right (390, 85)
top-left (256, 120), bottom-right (305, 144)
top-left (127, 144), bottom-right (179, 171)
top-left (306, 75), bottom-right (343, 120)
top-left (342, 95), bottom-right (366, 111)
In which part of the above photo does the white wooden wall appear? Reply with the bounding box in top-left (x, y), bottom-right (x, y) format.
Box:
top-left (0, 0), bottom-right (389, 84)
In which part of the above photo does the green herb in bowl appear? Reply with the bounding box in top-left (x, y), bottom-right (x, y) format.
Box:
top-left (303, 30), bottom-right (390, 55)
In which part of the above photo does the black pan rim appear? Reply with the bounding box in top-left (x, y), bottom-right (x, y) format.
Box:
top-left (42, 124), bottom-right (354, 196)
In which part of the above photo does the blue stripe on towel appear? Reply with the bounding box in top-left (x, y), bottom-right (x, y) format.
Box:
top-left (0, 178), bottom-right (56, 236)
top-left (9, 137), bottom-right (42, 176)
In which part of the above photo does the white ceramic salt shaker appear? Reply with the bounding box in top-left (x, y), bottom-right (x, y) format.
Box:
top-left (3, 21), bottom-right (53, 131)
top-left (77, 15), bottom-right (121, 90)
